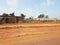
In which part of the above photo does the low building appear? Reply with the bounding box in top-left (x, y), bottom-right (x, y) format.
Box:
top-left (0, 16), bottom-right (22, 23)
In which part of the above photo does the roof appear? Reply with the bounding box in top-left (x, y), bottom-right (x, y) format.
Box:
top-left (0, 15), bottom-right (21, 18)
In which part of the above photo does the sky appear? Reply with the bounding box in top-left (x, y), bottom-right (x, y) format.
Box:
top-left (0, 0), bottom-right (60, 18)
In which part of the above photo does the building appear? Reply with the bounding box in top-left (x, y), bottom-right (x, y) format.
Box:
top-left (33, 18), bottom-right (57, 21)
top-left (0, 16), bottom-right (22, 23)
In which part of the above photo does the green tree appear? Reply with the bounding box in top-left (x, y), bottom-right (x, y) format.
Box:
top-left (20, 13), bottom-right (26, 22)
top-left (45, 15), bottom-right (48, 18)
top-left (38, 14), bottom-right (45, 18)
top-left (9, 12), bottom-right (15, 16)
top-left (2, 13), bottom-right (9, 16)
top-left (28, 17), bottom-right (33, 21)
top-left (20, 13), bottom-right (25, 20)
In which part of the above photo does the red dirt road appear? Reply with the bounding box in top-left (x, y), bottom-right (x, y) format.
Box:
top-left (0, 23), bottom-right (60, 45)
top-left (5, 37), bottom-right (60, 45)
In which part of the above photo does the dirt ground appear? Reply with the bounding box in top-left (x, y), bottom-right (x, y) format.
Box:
top-left (0, 23), bottom-right (60, 45)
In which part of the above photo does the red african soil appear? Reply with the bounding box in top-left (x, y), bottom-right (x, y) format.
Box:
top-left (0, 22), bottom-right (60, 45)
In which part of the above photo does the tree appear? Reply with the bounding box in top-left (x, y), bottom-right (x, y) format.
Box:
top-left (2, 13), bottom-right (9, 16)
top-left (28, 17), bottom-right (33, 21)
top-left (9, 12), bottom-right (15, 16)
top-left (38, 14), bottom-right (45, 18)
top-left (38, 14), bottom-right (49, 18)
top-left (20, 13), bottom-right (26, 22)
top-left (45, 15), bottom-right (48, 18)
top-left (20, 13), bottom-right (25, 20)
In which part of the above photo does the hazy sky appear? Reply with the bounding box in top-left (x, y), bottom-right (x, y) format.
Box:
top-left (0, 0), bottom-right (60, 18)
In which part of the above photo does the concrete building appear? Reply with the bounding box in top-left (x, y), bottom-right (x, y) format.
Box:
top-left (0, 16), bottom-right (22, 23)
